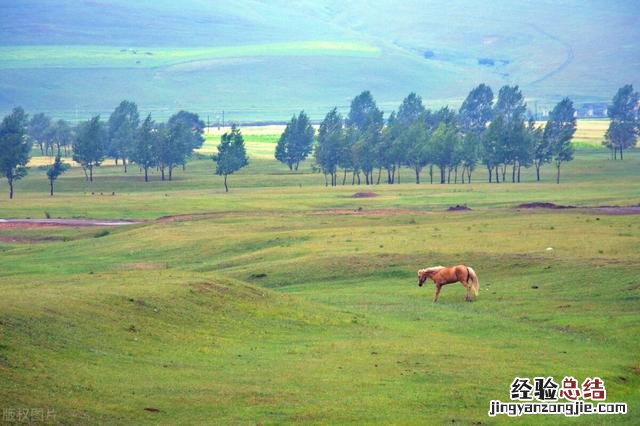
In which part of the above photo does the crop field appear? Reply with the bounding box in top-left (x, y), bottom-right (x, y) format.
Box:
top-left (1, 141), bottom-right (639, 424)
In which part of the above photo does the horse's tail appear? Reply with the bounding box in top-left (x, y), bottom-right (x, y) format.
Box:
top-left (467, 266), bottom-right (479, 297)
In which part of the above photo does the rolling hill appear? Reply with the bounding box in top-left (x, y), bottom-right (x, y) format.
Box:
top-left (0, 0), bottom-right (638, 122)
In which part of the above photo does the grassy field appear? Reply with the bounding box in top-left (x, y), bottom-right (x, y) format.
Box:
top-left (2, 1), bottom-right (638, 122)
top-left (0, 42), bottom-right (380, 69)
top-left (1, 144), bottom-right (639, 424)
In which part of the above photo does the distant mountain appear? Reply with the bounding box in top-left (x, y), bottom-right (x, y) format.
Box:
top-left (1, 0), bottom-right (638, 122)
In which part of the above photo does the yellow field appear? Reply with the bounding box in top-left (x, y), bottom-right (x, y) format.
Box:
top-left (28, 120), bottom-right (612, 167)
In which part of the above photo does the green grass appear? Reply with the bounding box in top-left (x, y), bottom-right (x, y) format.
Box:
top-left (1, 149), bottom-right (639, 424)
top-left (0, 42), bottom-right (381, 69)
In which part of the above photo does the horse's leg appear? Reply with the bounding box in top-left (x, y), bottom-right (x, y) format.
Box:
top-left (463, 281), bottom-right (471, 302)
top-left (433, 284), bottom-right (442, 302)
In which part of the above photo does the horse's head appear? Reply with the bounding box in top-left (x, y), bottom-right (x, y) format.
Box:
top-left (417, 269), bottom-right (429, 287)
top-left (417, 266), bottom-right (444, 287)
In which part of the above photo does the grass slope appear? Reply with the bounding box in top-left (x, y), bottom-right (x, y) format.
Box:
top-left (1, 1), bottom-right (638, 121)
top-left (0, 148), bottom-right (639, 423)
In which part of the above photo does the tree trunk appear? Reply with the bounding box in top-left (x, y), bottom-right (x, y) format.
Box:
top-left (8, 177), bottom-right (13, 199)
top-left (454, 166), bottom-right (458, 184)
top-left (556, 162), bottom-right (561, 184)
top-left (161, 166), bottom-right (165, 181)
top-left (447, 167), bottom-right (451, 184)
top-left (512, 163), bottom-right (516, 183)
top-left (377, 167), bottom-right (382, 185)
top-left (415, 167), bottom-right (420, 184)
top-left (144, 167), bottom-right (149, 182)
top-left (535, 164), bottom-right (541, 181)
top-left (168, 167), bottom-right (173, 181)
top-left (488, 165), bottom-right (492, 183)
top-left (295, 162), bottom-right (299, 170)
top-left (440, 165), bottom-right (446, 184)
top-left (429, 165), bottom-right (433, 184)
top-left (517, 164), bottom-right (522, 183)
top-left (396, 165), bottom-right (401, 184)
top-left (50, 179), bottom-right (54, 196)
top-left (89, 166), bottom-right (93, 182)
top-left (495, 166), bottom-right (500, 183)
top-left (620, 148), bottom-right (624, 160)
top-left (342, 170), bottom-right (347, 185)
top-left (224, 174), bottom-right (228, 192)
top-left (123, 157), bottom-right (128, 173)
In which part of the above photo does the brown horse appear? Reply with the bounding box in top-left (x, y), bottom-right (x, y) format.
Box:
top-left (418, 265), bottom-right (479, 302)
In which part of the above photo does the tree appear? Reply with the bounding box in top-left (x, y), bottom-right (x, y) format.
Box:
top-left (213, 125), bottom-right (248, 192)
top-left (46, 155), bottom-right (70, 196)
top-left (28, 112), bottom-right (52, 155)
top-left (107, 100), bottom-right (139, 172)
top-left (51, 119), bottom-right (73, 155)
top-left (431, 122), bottom-right (459, 184)
top-left (0, 107), bottom-right (30, 198)
top-left (397, 93), bottom-right (426, 125)
top-left (167, 110), bottom-right (206, 156)
top-left (152, 123), bottom-right (171, 181)
top-left (458, 84), bottom-right (494, 134)
top-left (315, 108), bottom-right (344, 186)
top-left (275, 111), bottom-right (315, 170)
top-left (131, 114), bottom-right (158, 182)
top-left (346, 91), bottom-right (383, 184)
top-left (481, 116), bottom-right (503, 182)
top-left (544, 98), bottom-right (576, 184)
top-left (604, 85), bottom-right (639, 159)
top-left (494, 85), bottom-right (526, 123)
top-left (529, 118), bottom-right (549, 181)
top-left (380, 112), bottom-right (403, 184)
top-left (73, 115), bottom-right (106, 182)
top-left (401, 121), bottom-right (430, 184)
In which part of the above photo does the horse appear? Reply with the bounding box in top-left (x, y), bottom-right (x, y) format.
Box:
top-left (417, 265), bottom-right (479, 302)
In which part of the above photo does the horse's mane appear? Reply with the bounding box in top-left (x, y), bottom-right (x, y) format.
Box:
top-left (419, 265), bottom-right (445, 274)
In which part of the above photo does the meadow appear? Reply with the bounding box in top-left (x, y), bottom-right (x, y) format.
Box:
top-left (0, 125), bottom-right (638, 424)
top-left (2, 1), bottom-right (638, 122)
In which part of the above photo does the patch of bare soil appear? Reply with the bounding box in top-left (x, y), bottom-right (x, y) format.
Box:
top-left (447, 204), bottom-right (472, 211)
top-left (515, 203), bottom-right (640, 215)
top-left (157, 212), bottom-right (228, 222)
top-left (587, 206), bottom-right (640, 215)
top-left (0, 218), bottom-right (138, 228)
top-left (516, 202), bottom-right (576, 209)
top-left (351, 192), bottom-right (379, 198)
top-left (310, 208), bottom-right (421, 216)
top-left (0, 236), bottom-right (64, 243)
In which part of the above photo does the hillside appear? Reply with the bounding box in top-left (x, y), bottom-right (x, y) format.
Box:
top-left (1, 0), bottom-right (639, 121)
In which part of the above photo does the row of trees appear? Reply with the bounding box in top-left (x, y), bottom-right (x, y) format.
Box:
top-left (0, 102), bottom-right (209, 198)
top-left (307, 86), bottom-right (579, 186)
top-left (73, 102), bottom-right (206, 182)
top-left (273, 85), bottom-right (638, 186)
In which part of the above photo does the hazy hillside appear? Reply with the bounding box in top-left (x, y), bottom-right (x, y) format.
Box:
top-left (1, 0), bottom-right (638, 122)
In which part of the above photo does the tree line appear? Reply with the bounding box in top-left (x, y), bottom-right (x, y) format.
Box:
top-left (0, 101), bottom-right (250, 197)
top-left (275, 85), bottom-right (639, 186)
top-left (1, 85), bottom-right (637, 197)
